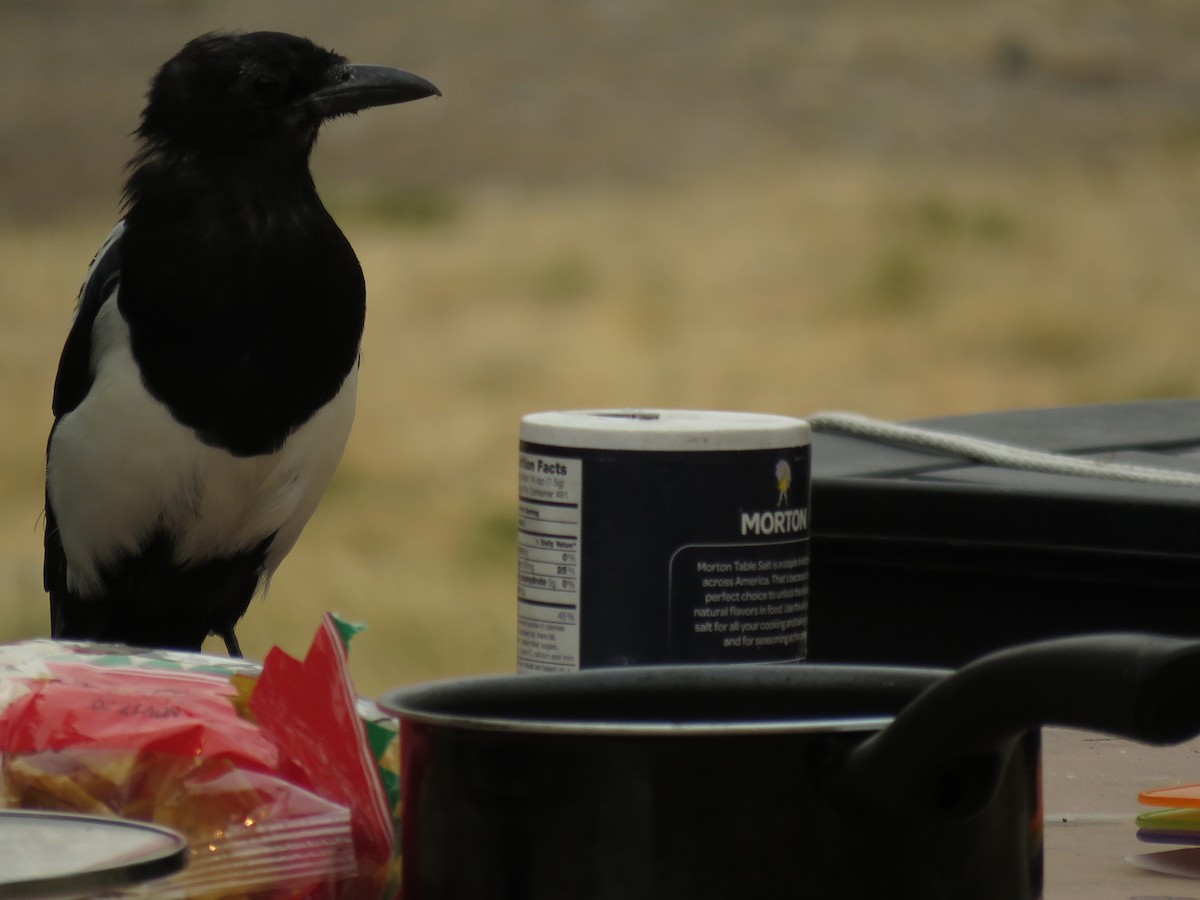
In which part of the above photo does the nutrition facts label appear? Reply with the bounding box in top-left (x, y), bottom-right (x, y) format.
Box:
top-left (517, 452), bottom-right (582, 672)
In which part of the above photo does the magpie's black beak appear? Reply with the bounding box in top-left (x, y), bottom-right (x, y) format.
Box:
top-left (308, 64), bottom-right (440, 118)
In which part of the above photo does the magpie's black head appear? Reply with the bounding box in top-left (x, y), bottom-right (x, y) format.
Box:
top-left (136, 31), bottom-right (439, 160)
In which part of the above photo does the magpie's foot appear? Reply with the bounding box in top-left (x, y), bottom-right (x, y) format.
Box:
top-left (217, 626), bottom-right (243, 658)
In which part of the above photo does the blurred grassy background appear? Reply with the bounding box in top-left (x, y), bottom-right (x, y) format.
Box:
top-left (3, 1), bottom-right (1200, 697)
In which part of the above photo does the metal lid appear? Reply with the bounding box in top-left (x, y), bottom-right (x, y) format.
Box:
top-left (0, 809), bottom-right (188, 898)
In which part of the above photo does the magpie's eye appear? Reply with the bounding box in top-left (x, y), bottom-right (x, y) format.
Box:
top-left (243, 72), bottom-right (288, 106)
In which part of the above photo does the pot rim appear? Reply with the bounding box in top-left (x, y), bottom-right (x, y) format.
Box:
top-left (380, 663), bottom-right (946, 737)
top-left (383, 707), bottom-right (896, 736)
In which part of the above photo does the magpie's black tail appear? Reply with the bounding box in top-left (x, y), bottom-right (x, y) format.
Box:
top-left (46, 522), bottom-right (267, 655)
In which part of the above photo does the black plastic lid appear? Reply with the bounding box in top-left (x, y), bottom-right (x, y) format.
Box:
top-left (812, 400), bottom-right (1200, 563)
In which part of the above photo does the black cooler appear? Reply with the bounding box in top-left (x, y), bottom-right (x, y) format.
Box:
top-left (809, 400), bottom-right (1200, 667)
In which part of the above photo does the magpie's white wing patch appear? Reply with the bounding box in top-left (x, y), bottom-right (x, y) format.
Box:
top-left (79, 221), bottom-right (125, 309)
top-left (51, 221), bottom-right (126, 421)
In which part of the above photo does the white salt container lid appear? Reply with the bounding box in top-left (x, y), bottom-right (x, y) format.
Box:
top-left (520, 409), bottom-right (811, 452)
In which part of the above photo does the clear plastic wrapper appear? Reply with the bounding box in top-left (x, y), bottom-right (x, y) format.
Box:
top-left (0, 615), bottom-right (400, 898)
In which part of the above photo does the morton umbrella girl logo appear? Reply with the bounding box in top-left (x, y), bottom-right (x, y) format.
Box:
top-left (775, 459), bottom-right (792, 506)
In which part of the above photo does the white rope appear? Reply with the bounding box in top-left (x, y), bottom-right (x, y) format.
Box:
top-left (807, 410), bottom-right (1200, 489)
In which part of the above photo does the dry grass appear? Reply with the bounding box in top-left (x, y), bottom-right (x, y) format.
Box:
top-left (4, 1), bottom-right (1200, 697)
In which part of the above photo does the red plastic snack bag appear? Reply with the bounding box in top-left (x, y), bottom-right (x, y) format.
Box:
top-left (251, 614), bottom-right (398, 896)
top-left (0, 615), bottom-right (400, 898)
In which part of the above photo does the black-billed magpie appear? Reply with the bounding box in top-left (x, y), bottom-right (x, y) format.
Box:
top-left (43, 32), bottom-right (439, 655)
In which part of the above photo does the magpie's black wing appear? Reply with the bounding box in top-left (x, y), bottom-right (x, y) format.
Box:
top-left (52, 221), bottom-right (125, 419)
top-left (45, 221), bottom-right (124, 630)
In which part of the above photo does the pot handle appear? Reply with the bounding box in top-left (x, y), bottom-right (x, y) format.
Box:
top-left (834, 633), bottom-right (1200, 823)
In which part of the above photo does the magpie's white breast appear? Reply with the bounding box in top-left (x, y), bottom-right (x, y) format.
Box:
top-left (46, 279), bottom-right (358, 599)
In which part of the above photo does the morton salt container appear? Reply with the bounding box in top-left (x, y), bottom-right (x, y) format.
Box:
top-left (517, 409), bottom-right (811, 672)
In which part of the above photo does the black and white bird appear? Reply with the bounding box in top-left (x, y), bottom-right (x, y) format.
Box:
top-left (43, 31), bottom-right (439, 655)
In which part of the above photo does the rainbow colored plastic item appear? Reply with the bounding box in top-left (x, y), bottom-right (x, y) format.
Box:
top-left (1137, 785), bottom-right (1200, 845)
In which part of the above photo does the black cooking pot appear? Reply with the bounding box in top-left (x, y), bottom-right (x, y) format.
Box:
top-left (380, 634), bottom-right (1200, 900)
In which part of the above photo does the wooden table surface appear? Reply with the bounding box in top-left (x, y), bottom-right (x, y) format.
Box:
top-left (1044, 727), bottom-right (1200, 899)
